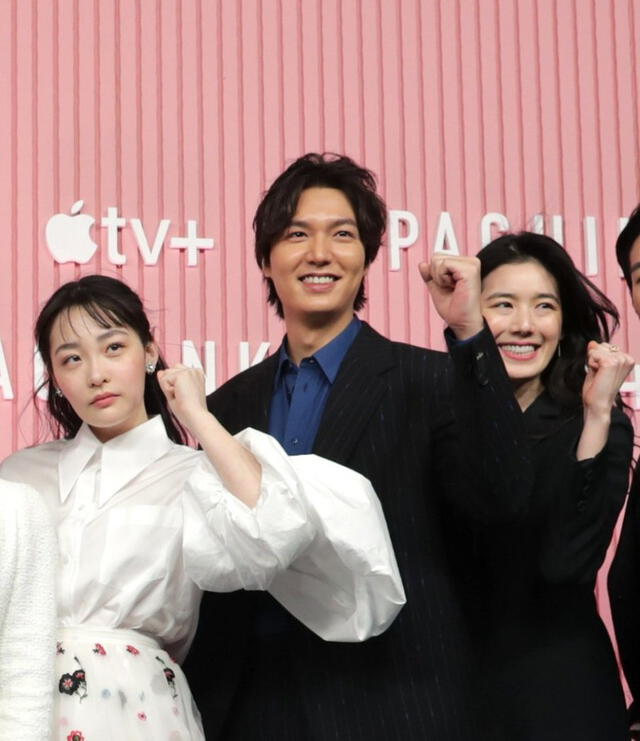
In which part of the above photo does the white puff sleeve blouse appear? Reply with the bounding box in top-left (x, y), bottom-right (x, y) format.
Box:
top-left (0, 416), bottom-right (405, 663)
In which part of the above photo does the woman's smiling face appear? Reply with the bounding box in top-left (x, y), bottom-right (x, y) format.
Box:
top-left (481, 259), bottom-right (563, 404)
top-left (50, 306), bottom-right (158, 442)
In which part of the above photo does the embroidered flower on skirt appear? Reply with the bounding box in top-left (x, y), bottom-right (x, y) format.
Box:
top-left (59, 657), bottom-right (88, 701)
top-left (56, 641), bottom-right (66, 655)
top-left (54, 632), bottom-right (203, 738)
top-left (156, 655), bottom-right (178, 699)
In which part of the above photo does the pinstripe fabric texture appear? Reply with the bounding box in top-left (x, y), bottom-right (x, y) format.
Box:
top-left (610, 466), bottom-right (640, 722)
top-left (185, 323), bottom-right (530, 740)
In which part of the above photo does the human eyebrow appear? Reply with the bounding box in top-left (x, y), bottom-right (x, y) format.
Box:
top-left (484, 291), bottom-right (559, 302)
top-left (53, 328), bottom-right (128, 356)
top-left (329, 218), bottom-right (358, 229)
top-left (535, 293), bottom-right (560, 302)
top-left (286, 218), bottom-right (358, 230)
top-left (484, 292), bottom-right (515, 300)
top-left (53, 341), bottom-right (80, 356)
top-left (96, 328), bottom-right (129, 342)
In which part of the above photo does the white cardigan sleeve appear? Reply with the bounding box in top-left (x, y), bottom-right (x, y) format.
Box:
top-left (0, 481), bottom-right (57, 741)
top-left (182, 429), bottom-right (405, 642)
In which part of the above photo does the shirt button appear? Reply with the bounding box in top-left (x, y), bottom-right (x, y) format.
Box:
top-left (61, 554), bottom-right (70, 565)
top-left (292, 438), bottom-right (299, 446)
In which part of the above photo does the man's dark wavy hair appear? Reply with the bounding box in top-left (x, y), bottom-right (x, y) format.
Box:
top-left (253, 153), bottom-right (387, 318)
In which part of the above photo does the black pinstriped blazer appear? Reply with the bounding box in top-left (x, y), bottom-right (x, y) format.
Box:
top-left (184, 322), bottom-right (530, 741)
top-left (609, 465), bottom-right (640, 728)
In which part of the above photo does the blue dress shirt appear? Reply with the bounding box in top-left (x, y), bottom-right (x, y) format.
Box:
top-left (268, 317), bottom-right (362, 455)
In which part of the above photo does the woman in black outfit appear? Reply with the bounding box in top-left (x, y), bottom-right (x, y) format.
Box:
top-left (454, 232), bottom-right (633, 741)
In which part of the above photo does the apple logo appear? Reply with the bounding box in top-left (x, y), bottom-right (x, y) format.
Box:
top-left (45, 200), bottom-right (98, 263)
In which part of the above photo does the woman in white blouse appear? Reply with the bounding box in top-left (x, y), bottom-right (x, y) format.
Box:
top-left (0, 275), bottom-right (404, 741)
top-left (0, 481), bottom-right (56, 740)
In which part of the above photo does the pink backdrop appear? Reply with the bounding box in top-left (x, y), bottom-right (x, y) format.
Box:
top-left (1, 0), bottom-right (639, 695)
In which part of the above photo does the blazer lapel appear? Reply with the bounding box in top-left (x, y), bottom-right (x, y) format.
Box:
top-left (229, 352), bottom-right (279, 433)
top-left (313, 323), bottom-right (395, 465)
top-left (523, 391), bottom-right (578, 443)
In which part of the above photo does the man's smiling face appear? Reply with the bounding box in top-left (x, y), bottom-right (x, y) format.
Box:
top-left (263, 187), bottom-right (367, 328)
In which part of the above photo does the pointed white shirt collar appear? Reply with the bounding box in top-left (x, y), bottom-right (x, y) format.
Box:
top-left (58, 415), bottom-right (174, 507)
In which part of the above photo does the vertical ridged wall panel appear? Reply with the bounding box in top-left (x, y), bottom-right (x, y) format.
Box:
top-left (0, 0), bottom-right (637, 420)
top-left (0, 0), bottom-right (636, 418)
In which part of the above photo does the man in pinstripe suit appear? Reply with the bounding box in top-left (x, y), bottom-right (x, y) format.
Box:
top-left (608, 205), bottom-right (640, 740)
top-left (184, 153), bottom-right (529, 740)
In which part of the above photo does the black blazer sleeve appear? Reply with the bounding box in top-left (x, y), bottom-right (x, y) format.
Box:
top-left (609, 458), bottom-right (640, 723)
top-left (433, 326), bottom-right (533, 523)
top-left (538, 407), bottom-right (633, 584)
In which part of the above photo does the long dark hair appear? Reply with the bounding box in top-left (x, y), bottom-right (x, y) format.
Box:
top-left (478, 232), bottom-right (621, 409)
top-left (35, 275), bottom-right (187, 443)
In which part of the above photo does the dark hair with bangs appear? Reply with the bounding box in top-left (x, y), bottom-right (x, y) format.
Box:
top-left (253, 152), bottom-right (387, 318)
top-left (35, 274), bottom-right (187, 443)
top-left (478, 232), bottom-right (621, 409)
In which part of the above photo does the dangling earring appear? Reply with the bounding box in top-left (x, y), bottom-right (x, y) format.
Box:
top-left (556, 342), bottom-right (562, 359)
top-left (54, 387), bottom-right (63, 398)
top-left (145, 363), bottom-right (156, 375)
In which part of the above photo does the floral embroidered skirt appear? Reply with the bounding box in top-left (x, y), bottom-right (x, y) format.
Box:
top-left (55, 627), bottom-right (204, 741)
